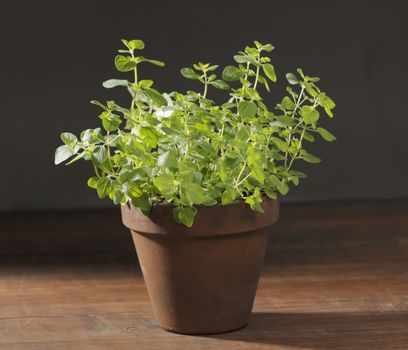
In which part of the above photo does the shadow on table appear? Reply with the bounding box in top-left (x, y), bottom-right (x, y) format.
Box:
top-left (202, 311), bottom-right (408, 349)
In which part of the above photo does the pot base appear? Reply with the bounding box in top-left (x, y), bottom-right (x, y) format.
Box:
top-left (162, 323), bottom-right (248, 335)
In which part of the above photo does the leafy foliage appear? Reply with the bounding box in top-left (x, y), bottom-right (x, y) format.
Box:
top-left (55, 39), bottom-right (336, 227)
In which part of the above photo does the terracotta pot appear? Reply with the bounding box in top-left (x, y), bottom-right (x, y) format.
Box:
top-left (121, 198), bottom-right (279, 334)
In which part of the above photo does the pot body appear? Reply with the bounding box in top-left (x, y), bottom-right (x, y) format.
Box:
top-left (121, 199), bottom-right (279, 334)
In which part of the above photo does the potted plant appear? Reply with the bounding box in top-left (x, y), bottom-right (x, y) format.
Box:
top-left (55, 39), bottom-right (336, 334)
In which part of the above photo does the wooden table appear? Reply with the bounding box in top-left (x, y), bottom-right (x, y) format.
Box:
top-left (1, 200), bottom-right (407, 349)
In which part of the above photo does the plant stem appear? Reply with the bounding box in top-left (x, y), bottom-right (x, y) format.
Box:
top-left (235, 161), bottom-right (247, 187)
top-left (265, 135), bottom-right (270, 157)
top-left (130, 50), bottom-right (138, 110)
top-left (106, 131), bottom-right (114, 172)
top-left (284, 86), bottom-right (305, 167)
top-left (253, 52), bottom-right (261, 89)
top-left (286, 99), bottom-right (319, 169)
top-left (236, 172), bottom-right (251, 187)
top-left (219, 118), bottom-right (225, 158)
top-left (134, 65), bottom-right (138, 84)
top-left (203, 71), bottom-right (208, 99)
top-left (288, 126), bottom-right (306, 170)
top-left (288, 91), bottom-right (319, 169)
top-left (184, 108), bottom-right (190, 158)
top-left (243, 62), bottom-right (250, 80)
top-left (93, 163), bottom-right (101, 178)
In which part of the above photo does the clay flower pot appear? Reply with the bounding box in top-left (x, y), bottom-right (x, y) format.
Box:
top-left (121, 198), bottom-right (279, 334)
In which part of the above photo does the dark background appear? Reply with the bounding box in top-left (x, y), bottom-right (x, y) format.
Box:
top-left (1, 0), bottom-right (407, 211)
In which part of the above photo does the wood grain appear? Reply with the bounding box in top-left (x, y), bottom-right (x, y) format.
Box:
top-left (0, 200), bottom-right (407, 349)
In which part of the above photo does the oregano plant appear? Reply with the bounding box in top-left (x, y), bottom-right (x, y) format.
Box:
top-left (55, 39), bottom-right (336, 227)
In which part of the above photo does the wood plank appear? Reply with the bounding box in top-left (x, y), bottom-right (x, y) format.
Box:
top-left (0, 200), bottom-right (407, 349)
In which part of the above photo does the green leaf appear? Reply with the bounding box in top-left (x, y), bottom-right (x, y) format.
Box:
top-left (281, 96), bottom-right (295, 110)
top-left (90, 100), bottom-right (108, 111)
top-left (132, 194), bottom-right (151, 215)
top-left (144, 59), bottom-right (165, 67)
top-left (303, 152), bottom-right (321, 163)
top-left (93, 146), bottom-right (108, 164)
top-left (128, 182), bottom-right (143, 198)
top-left (207, 64), bottom-right (219, 72)
top-left (113, 191), bottom-right (126, 205)
top-left (271, 136), bottom-right (288, 152)
top-left (264, 188), bottom-right (277, 199)
top-left (234, 55), bottom-right (258, 65)
top-left (276, 115), bottom-right (295, 126)
top-left (127, 39), bottom-right (145, 50)
top-left (301, 106), bottom-right (320, 124)
top-left (237, 127), bottom-right (250, 141)
top-left (208, 74), bottom-right (217, 82)
top-left (145, 88), bottom-right (168, 106)
top-left (238, 101), bottom-right (257, 118)
top-left (277, 181), bottom-right (289, 195)
top-left (96, 177), bottom-right (111, 199)
top-left (197, 139), bottom-right (213, 153)
top-left (99, 112), bottom-right (121, 131)
top-left (290, 170), bottom-right (308, 178)
top-left (286, 73), bottom-right (299, 85)
top-left (161, 126), bottom-right (179, 136)
top-left (54, 145), bottom-right (74, 165)
top-left (268, 174), bottom-right (281, 187)
top-left (246, 144), bottom-right (257, 165)
top-left (257, 76), bottom-right (270, 92)
top-left (318, 93), bottom-right (336, 117)
top-left (118, 169), bottom-right (143, 184)
top-left (262, 64), bottom-right (277, 82)
top-left (157, 150), bottom-right (177, 169)
top-left (221, 187), bottom-right (238, 205)
top-left (303, 132), bottom-right (315, 142)
top-left (297, 68), bottom-right (306, 79)
top-left (101, 114), bottom-right (121, 132)
top-left (87, 176), bottom-right (99, 189)
top-left (303, 81), bottom-right (318, 97)
top-left (120, 39), bottom-right (130, 49)
top-left (173, 206), bottom-right (197, 228)
top-left (210, 80), bottom-right (230, 90)
top-left (184, 183), bottom-right (206, 205)
top-left (222, 66), bottom-right (243, 81)
top-left (60, 132), bottom-right (77, 146)
top-left (251, 164), bottom-right (265, 184)
top-left (153, 173), bottom-right (177, 195)
top-left (138, 126), bottom-right (159, 148)
top-left (180, 68), bottom-right (199, 80)
top-left (245, 195), bottom-right (264, 213)
top-left (114, 55), bottom-right (136, 72)
top-left (288, 174), bottom-right (299, 186)
top-left (262, 44), bottom-right (275, 52)
top-left (102, 79), bottom-right (128, 88)
top-left (139, 79), bottom-right (154, 89)
top-left (324, 108), bottom-right (334, 118)
top-left (80, 128), bottom-right (101, 145)
top-left (203, 195), bottom-right (217, 206)
top-left (317, 127), bottom-right (336, 142)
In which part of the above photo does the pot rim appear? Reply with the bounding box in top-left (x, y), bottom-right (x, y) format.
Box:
top-left (121, 197), bottom-right (279, 237)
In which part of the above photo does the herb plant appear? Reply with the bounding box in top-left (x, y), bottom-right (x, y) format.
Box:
top-left (55, 39), bottom-right (336, 227)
